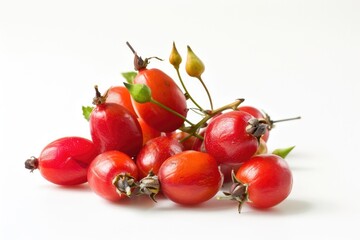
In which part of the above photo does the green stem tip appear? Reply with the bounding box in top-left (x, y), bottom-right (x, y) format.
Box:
top-left (124, 82), bottom-right (152, 103)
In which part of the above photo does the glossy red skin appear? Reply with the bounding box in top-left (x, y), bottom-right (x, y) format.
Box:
top-left (168, 131), bottom-right (198, 151)
top-left (136, 136), bottom-right (183, 178)
top-left (36, 137), bottom-right (98, 185)
top-left (106, 86), bottom-right (137, 117)
top-left (90, 102), bottom-right (143, 157)
top-left (238, 106), bottom-right (270, 142)
top-left (204, 111), bottom-right (259, 165)
top-left (191, 129), bottom-right (206, 152)
top-left (132, 68), bottom-right (188, 133)
top-left (236, 154), bottom-right (293, 208)
top-left (105, 86), bottom-right (162, 145)
top-left (219, 164), bottom-right (241, 184)
top-left (138, 118), bottom-right (162, 145)
top-left (167, 130), bottom-right (206, 151)
top-left (158, 151), bottom-right (222, 205)
top-left (87, 151), bottom-right (138, 201)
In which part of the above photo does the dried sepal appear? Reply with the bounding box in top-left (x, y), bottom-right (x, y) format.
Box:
top-left (217, 170), bottom-right (249, 213)
top-left (92, 85), bottom-right (109, 105)
top-left (137, 170), bottom-right (160, 202)
top-left (25, 156), bottom-right (39, 172)
top-left (112, 173), bottom-right (137, 197)
top-left (246, 118), bottom-right (268, 139)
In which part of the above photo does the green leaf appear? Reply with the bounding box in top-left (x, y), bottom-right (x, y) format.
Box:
top-left (124, 82), bottom-right (152, 103)
top-left (82, 106), bottom-right (94, 121)
top-left (272, 146), bottom-right (295, 159)
top-left (121, 71), bottom-right (137, 84)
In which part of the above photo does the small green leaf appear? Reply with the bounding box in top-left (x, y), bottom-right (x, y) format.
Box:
top-left (272, 146), bottom-right (295, 159)
top-left (121, 71), bottom-right (137, 84)
top-left (124, 82), bottom-right (152, 103)
top-left (82, 106), bottom-right (94, 121)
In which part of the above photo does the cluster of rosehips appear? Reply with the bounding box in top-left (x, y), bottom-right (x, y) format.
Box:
top-left (25, 42), bottom-right (300, 213)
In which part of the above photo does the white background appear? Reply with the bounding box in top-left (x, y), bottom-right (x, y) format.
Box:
top-left (1, 0), bottom-right (360, 239)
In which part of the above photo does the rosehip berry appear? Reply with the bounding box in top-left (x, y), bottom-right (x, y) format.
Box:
top-left (238, 106), bottom-right (270, 142)
top-left (168, 131), bottom-right (198, 151)
top-left (220, 154), bottom-right (293, 212)
top-left (136, 136), bottom-right (183, 178)
top-left (25, 136), bottom-right (98, 185)
top-left (87, 150), bottom-right (138, 201)
top-left (158, 151), bottom-right (222, 205)
top-left (126, 42), bottom-right (188, 133)
top-left (106, 85), bottom-right (137, 117)
top-left (238, 106), bottom-right (301, 142)
top-left (204, 110), bottom-right (267, 165)
top-left (90, 85), bottom-right (143, 157)
top-left (138, 118), bottom-right (162, 145)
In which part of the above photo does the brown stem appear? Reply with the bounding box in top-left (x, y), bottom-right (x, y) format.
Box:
top-left (264, 111), bottom-right (301, 130)
top-left (271, 116), bottom-right (301, 124)
top-left (126, 41), bottom-right (148, 71)
top-left (92, 85), bottom-right (108, 105)
top-left (126, 42), bottom-right (164, 72)
top-left (181, 98), bottom-right (245, 139)
top-left (126, 41), bottom-right (137, 55)
top-left (25, 156), bottom-right (39, 172)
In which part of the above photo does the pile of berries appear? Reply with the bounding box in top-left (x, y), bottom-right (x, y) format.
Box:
top-left (25, 42), bottom-right (300, 213)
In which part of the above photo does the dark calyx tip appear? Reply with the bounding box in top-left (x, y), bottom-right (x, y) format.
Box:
top-left (126, 41), bottom-right (148, 71)
top-left (246, 118), bottom-right (268, 139)
top-left (25, 156), bottom-right (39, 172)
